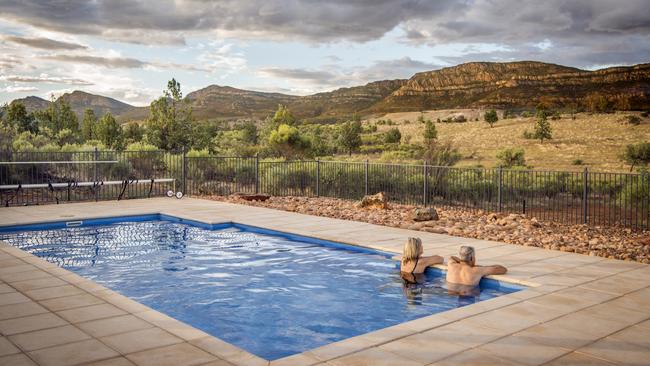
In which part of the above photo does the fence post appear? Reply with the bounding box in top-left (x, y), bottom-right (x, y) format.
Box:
top-left (583, 167), bottom-right (589, 224)
top-left (364, 159), bottom-right (369, 196)
top-left (93, 147), bottom-right (98, 202)
top-left (316, 159), bottom-right (320, 197)
top-left (255, 154), bottom-right (260, 194)
top-left (498, 166), bottom-right (503, 212)
top-left (181, 147), bottom-right (187, 195)
top-left (423, 160), bottom-right (428, 206)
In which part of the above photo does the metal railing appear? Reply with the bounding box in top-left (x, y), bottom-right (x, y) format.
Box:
top-left (1, 150), bottom-right (649, 230)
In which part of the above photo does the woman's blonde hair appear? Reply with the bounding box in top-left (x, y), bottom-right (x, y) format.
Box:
top-left (402, 237), bottom-right (423, 262)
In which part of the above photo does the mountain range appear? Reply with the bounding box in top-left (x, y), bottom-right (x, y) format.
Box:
top-left (12, 61), bottom-right (650, 123)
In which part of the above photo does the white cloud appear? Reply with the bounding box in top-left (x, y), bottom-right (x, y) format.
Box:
top-left (1, 85), bottom-right (38, 92)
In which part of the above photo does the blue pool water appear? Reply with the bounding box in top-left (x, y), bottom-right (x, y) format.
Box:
top-left (0, 216), bottom-right (522, 360)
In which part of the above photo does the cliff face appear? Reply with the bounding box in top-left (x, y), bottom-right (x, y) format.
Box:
top-left (10, 61), bottom-right (650, 123)
top-left (373, 61), bottom-right (650, 111)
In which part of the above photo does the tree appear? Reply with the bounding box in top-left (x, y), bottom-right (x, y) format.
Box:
top-left (4, 102), bottom-right (36, 133)
top-left (146, 78), bottom-right (192, 150)
top-left (240, 121), bottom-right (258, 144)
top-left (533, 113), bottom-right (552, 143)
top-left (81, 109), bottom-right (97, 141)
top-left (123, 122), bottom-right (144, 142)
top-left (384, 127), bottom-right (402, 143)
top-left (484, 109), bottom-right (498, 128)
top-left (337, 120), bottom-right (362, 156)
top-left (622, 142), bottom-right (650, 171)
top-left (423, 140), bottom-right (461, 167)
top-left (270, 104), bottom-right (297, 129)
top-left (496, 148), bottom-right (526, 168)
top-left (96, 113), bottom-right (123, 149)
top-left (424, 119), bottom-right (437, 142)
top-left (268, 124), bottom-right (310, 159)
top-left (35, 97), bottom-right (79, 134)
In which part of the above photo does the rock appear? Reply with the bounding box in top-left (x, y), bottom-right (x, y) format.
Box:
top-left (232, 193), bottom-right (271, 202)
top-left (412, 207), bottom-right (439, 222)
top-left (356, 192), bottom-right (389, 209)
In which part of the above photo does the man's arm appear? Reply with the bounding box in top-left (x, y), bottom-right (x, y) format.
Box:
top-left (480, 265), bottom-right (507, 276)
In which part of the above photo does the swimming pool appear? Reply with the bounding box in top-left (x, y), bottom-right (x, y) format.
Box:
top-left (0, 215), bottom-right (523, 360)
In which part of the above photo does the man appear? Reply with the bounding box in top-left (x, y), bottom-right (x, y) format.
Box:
top-left (446, 246), bottom-right (507, 287)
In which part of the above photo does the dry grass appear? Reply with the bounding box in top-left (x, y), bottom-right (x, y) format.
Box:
top-left (365, 109), bottom-right (650, 172)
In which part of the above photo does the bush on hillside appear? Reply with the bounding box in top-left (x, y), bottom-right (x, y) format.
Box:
top-left (384, 128), bottom-right (402, 143)
top-left (496, 148), bottom-right (526, 168)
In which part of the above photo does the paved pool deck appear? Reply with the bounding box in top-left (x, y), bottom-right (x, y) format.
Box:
top-left (0, 197), bottom-right (648, 366)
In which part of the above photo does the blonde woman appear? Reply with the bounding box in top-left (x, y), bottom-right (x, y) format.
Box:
top-left (400, 237), bottom-right (443, 283)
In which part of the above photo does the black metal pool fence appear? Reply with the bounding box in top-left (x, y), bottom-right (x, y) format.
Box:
top-left (1, 149), bottom-right (648, 230)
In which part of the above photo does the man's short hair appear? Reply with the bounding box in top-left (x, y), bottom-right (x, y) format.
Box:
top-left (459, 246), bottom-right (475, 263)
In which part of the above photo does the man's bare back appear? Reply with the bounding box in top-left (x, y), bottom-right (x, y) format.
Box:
top-left (445, 246), bottom-right (507, 287)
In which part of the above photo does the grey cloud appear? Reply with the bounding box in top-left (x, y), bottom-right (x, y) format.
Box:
top-left (0, 0), bottom-right (457, 43)
top-left (4, 36), bottom-right (87, 50)
top-left (258, 67), bottom-right (338, 84)
top-left (42, 55), bottom-right (146, 68)
top-left (0, 0), bottom-right (648, 68)
top-left (0, 74), bottom-right (92, 85)
top-left (259, 57), bottom-right (440, 89)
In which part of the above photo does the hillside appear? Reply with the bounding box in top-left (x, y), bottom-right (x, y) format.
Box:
top-left (372, 61), bottom-right (650, 112)
top-left (186, 85), bottom-right (298, 120)
top-left (366, 109), bottom-right (650, 172)
top-left (9, 61), bottom-right (650, 123)
top-left (13, 91), bottom-right (141, 121)
top-left (288, 79), bottom-right (406, 121)
top-left (13, 96), bottom-right (50, 111)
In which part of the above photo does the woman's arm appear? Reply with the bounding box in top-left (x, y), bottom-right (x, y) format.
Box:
top-left (421, 255), bottom-right (444, 267)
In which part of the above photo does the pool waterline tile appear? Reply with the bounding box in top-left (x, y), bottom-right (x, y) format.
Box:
top-left (0, 197), bottom-right (647, 366)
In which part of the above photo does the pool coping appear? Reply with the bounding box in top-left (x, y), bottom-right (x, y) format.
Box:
top-left (0, 197), bottom-right (648, 366)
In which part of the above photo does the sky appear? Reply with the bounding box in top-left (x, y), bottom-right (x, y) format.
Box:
top-left (0, 0), bottom-right (649, 106)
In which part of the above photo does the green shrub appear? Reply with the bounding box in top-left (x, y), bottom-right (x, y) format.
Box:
top-left (572, 159), bottom-right (584, 166)
top-left (622, 142), bottom-right (650, 171)
top-left (484, 109), bottom-right (498, 127)
top-left (496, 148), bottom-right (526, 168)
top-left (384, 128), bottom-right (402, 143)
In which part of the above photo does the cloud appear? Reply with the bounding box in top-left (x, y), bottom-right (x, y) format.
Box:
top-left (0, 74), bottom-right (92, 85)
top-left (258, 67), bottom-right (338, 84)
top-left (42, 55), bottom-right (146, 68)
top-left (400, 0), bottom-right (650, 67)
top-left (1, 0), bottom-right (646, 67)
top-left (0, 85), bottom-right (38, 92)
top-left (3, 35), bottom-right (87, 50)
top-left (0, 0), bottom-right (458, 43)
top-left (257, 57), bottom-right (440, 93)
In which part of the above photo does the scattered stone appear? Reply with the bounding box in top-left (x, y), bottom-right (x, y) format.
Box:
top-left (356, 192), bottom-right (389, 209)
top-left (412, 207), bottom-right (439, 222)
top-left (203, 194), bottom-right (650, 263)
top-left (232, 193), bottom-right (271, 202)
